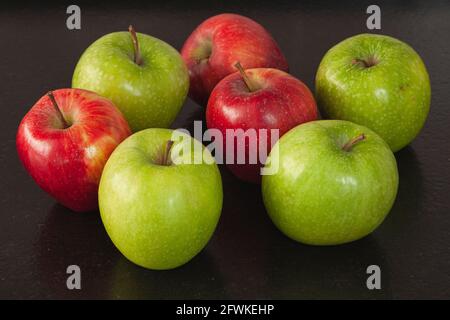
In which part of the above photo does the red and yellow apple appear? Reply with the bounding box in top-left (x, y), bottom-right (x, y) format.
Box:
top-left (16, 89), bottom-right (131, 212)
top-left (181, 13), bottom-right (289, 106)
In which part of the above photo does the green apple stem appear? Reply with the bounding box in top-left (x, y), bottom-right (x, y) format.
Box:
top-left (162, 140), bottom-right (175, 166)
top-left (352, 56), bottom-right (378, 68)
top-left (234, 61), bottom-right (258, 92)
top-left (128, 25), bottom-right (142, 65)
top-left (47, 91), bottom-right (70, 129)
top-left (342, 134), bottom-right (365, 152)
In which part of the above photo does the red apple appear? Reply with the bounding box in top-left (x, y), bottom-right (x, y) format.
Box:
top-left (181, 13), bottom-right (289, 106)
top-left (16, 89), bottom-right (131, 212)
top-left (206, 64), bottom-right (318, 183)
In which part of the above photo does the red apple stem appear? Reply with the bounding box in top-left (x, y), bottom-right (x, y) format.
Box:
top-left (47, 91), bottom-right (70, 128)
top-left (162, 140), bottom-right (175, 166)
top-left (342, 133), bottom-right (365, 152)
top-left (234, 61), bottom-right (258, 92)
top-left (128, 25), bottom-right (142, 65)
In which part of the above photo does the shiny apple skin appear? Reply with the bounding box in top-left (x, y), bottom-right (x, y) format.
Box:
top-left (181, 13), bottom-right (289, 106)
top-left (315, 34), bottom-right (431, 152)
top-left (16, 89), bottom-right (131, 212)
top-left (206, 68), bottom-right (319, 183)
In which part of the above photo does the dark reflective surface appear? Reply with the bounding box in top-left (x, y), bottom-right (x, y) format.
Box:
top-left (1, 0), bottom-right (450, 299)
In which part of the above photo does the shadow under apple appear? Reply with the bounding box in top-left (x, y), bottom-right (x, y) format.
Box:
top-left (170, 98), bottom-right (205, 136)
top-left (260, 233), bottom-right (391, 299)
top-left (36, 203), bottom-right (226, 299)
top-left (208, 174), bottom-right (392, 299)
top-left (380, 146), bottom-right (424, 233)
top-left (106, 247), bottom-right (226, 299)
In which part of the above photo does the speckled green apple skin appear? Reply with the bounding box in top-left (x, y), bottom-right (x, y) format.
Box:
top-left (98, 128), bottom-right (222, 270)
top-left (262, 120), bottom-right (398, 245)
top-left (316, 34), bottom-right (430, 152)
top-left (72, 32), bottom-right (189, 132)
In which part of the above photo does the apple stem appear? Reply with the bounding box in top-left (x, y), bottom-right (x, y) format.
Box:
top-left (47, 91), bottom-right (70, 128)
top-left (342, 134), bottom-right (365, 152)
top-left (162, 140), bottom-right (175, 166)
top-left (128, 25), bottom-right (142, 65)
top-left (352, 56), bottom-right (378, 68)
top-left (234, 61), bottom-right (258, 92)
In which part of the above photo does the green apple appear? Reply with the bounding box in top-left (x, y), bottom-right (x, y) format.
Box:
top-left (72, 26), bottom-right (189, 132)
top-left (98, 128), bottom-right (222, 270)
top-left (262, 120), bottom-right (398, 245)
top-left (315, 33), bottom-right (430, 152)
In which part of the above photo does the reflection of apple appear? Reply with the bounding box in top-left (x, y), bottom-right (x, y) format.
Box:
top-left (73, 26), bottom-right (189, 132)
top-left (16, 89), bottom-right (131, 212)
top-left (262, 120), bottom-right (399, 245)
top-left (316, 33), bottom-right (431, 152)
top-left (107, 251), bottom-right (226, 299)
top-left (206, 63), bottom-right (318, 183)
top-left (99, 128), bottom-right (223, 270)
top-left (181, 13), bottom-right (288, 106)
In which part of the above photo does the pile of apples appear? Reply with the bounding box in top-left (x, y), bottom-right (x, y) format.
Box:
top-left (16, 14), bottom-right (430, 270)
